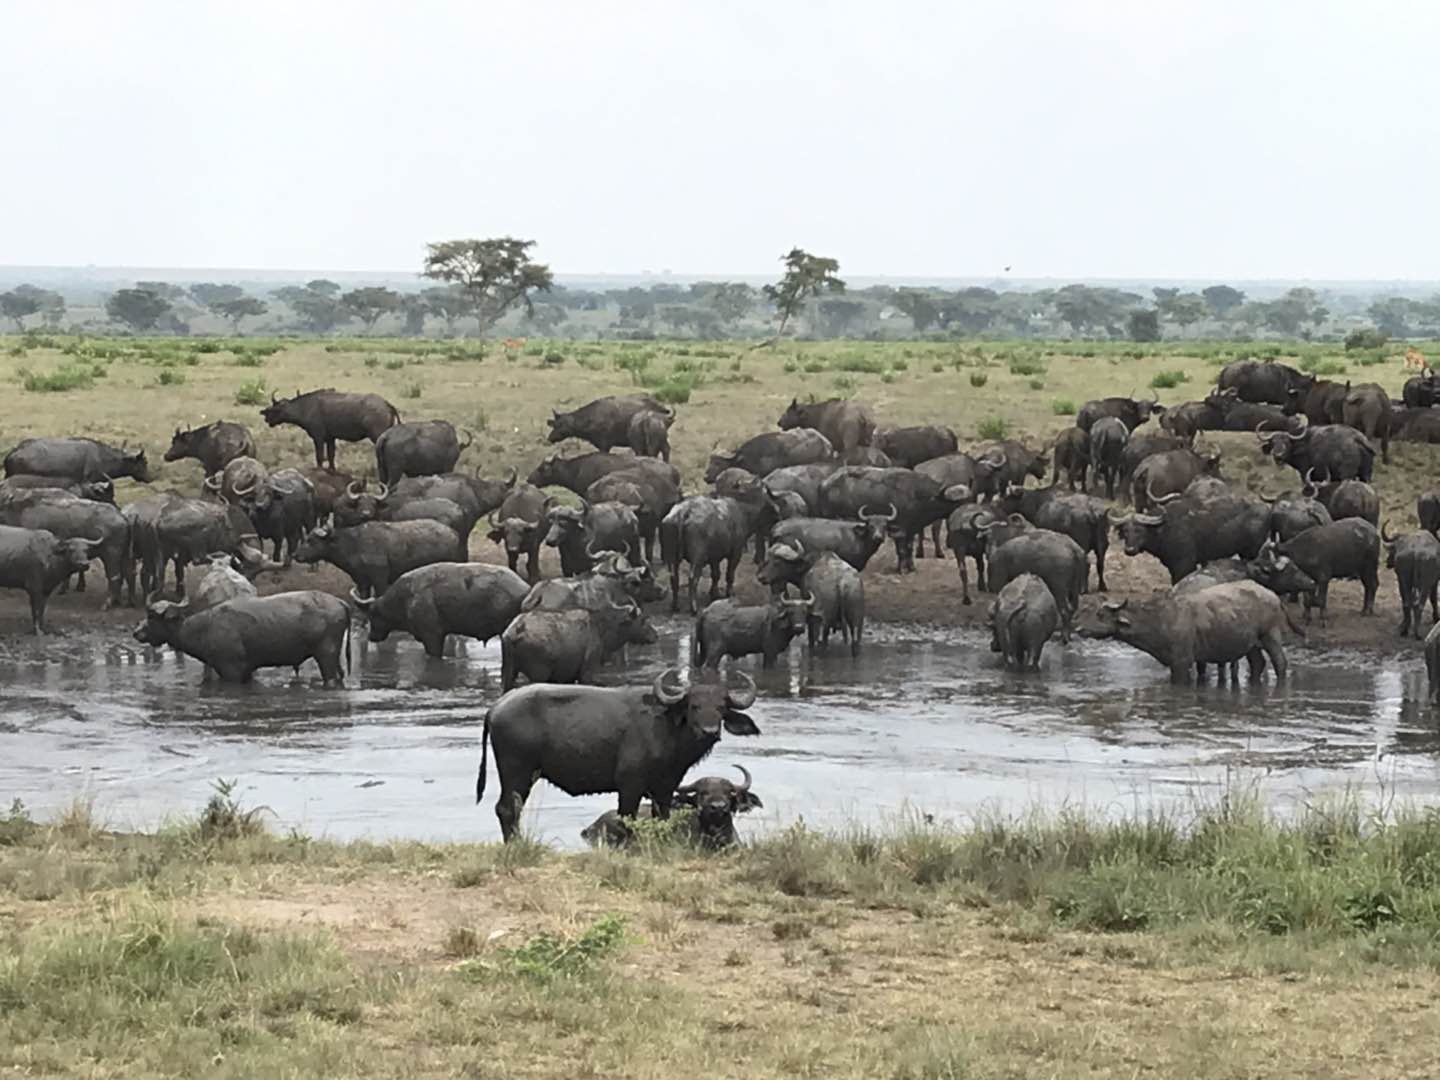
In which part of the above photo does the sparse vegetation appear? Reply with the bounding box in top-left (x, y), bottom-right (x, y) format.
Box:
top-left (977, 415), bottom-right (1009, 440)
top-left (1150, 369), bottom-right (1189, 389)
top-left (1052, 398), bottom-right (1076, 415)
top-left (233, 377), bottom-right (267, 405)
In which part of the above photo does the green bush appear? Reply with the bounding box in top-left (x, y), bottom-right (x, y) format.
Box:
top-left (1008, 357), bottom-right (1045, 376)
top-left (194, 341), bottom-right (222, 353)
top-left (383, 358), bottom-right (405, 371)
top-left (21, 365), bottom-right (95, 393)
top-left (969, 371), bottom-right (988, 388)
top-left (1052, 398), bottom-right (1076, 415)
top-left (832, 374), bottom-right (858, 396)
top-left (653, 376), bottom-right (696, 405)
top-left (1299, 356), bottom-right (1347, 376)
top-left (1344, 328), bottom-right (1388, 351)
top-left (233, 378), bottom-right (267, 406)
top-left (1150, 369), bottom-right (1189, 389)
top-left (156, 369), bottom-right (185, 386)
top-left (977, 416), bottom-right (1009, 440)
top-left (1028, 377), bottom-right (1046, 390)
top-left (543, 350), bottom-right (566, 366)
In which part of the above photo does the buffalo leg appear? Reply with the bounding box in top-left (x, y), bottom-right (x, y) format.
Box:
top-left (496, 778), bottom-right (533, 842)
top-left (1361, 567), bottom-right (1378, 615)
top-left (1259, 632), bottom-right (1286, 680)
top-left (668, 563), bottom-right (681, 613)
top-left (617, 782), bottom-right (646, 820)
top-left (708, 561), bottom-right (722, 602)
top-left (27, 589), bottom-right (47, 635)
top-left (1431, 585), bottom-right (1439, 626)
top-left (956, 554), bottom-right (972, 604)
top-left (723, 554), bottom-right (739, 598)
top-left (326, 439), bottom-right (338, 471)
top-left (311, 436), bottom-right (326, 469)
top-left (688, 564), bottom-right (701, 615)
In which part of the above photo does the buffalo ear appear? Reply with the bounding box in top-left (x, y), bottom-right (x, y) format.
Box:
top-left (486, 528), bottom-right (503, 543)
top-left (722, 709), bottom-right (760, 737)
top-left (736, 791), bottom-right (764, 813)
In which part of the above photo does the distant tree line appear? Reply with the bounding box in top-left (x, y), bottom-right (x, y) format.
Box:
top-left (2, 241), bottom-right (1434, 344)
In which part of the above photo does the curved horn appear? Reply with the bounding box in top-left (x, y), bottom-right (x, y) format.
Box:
top-left (269, 389), bottom-right (279, 404)
top-left (732, 764), bottom-right (752, 793)
top-left (1135, 512), bottom-right (1164, 526)
top-left (349, 587), bottom-right (375, 609)
top-left (503, 466), bottom-right (518, 488)
top-left (1106, 508), bottom-right (1133, 525)
top-left (725, 669), bottom-right (758, 710)
top-left (1258, 487), bottom-right (1281, 504)
top-left (801, 589), bottom-right (816, 608)
top-left (653, 668), bottom-right (688, 705)
top-left (1147, 479), bottom-right (1181, 507)
top-left (81, 535), bottom-right (106, 549)
top-left (375, 482), bottom-right (389, 502)
top-left (1381, 519), bottom-right (1398, 543)
top-left (203, 472), bottom-right (223, 492)
top-left (345, 480), bottom-right (363, 501)
top-left (1302, 468), bottom-right (1319, 496)
top-left (231, 476), bottom-right (258, 498)
top-left (459, 428), bottom-right (474, 451)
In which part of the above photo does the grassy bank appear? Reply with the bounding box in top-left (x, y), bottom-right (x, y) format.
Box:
top-left (5, 790), bottom-right (1440, 1077)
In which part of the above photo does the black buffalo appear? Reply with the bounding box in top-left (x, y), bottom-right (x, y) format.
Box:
top-left (705, 429), bottom-right (835, 483)
top-left (293, 519), bottom-right (459, 596)
top-left (692, 595), bottom-right (813, 668)
top-left (1382, 522), bottom-right (1440, 638)
top-left (1051, 428), bottom-right (1090, 492)
top-left (1258, 420), bottom-right (1375, 483)
top-left (501, 602), bottom-right (657, 690)
top-left (0, 525), bottom-right (102, 633)
top-left (876, 425), bottom-right (958, 468)
top-left (352, 562), bottom-right (529, 658)
top-left (547, 394), bottom-right (672, 453)
top-left (989, 573), bottom-right (1058, 671)
top-left (581, 765), bottom-right (762, 850)
top-left (1217, 359), bottom-right (1313, 405)
top-left (5, 437), bottom-right (151, 484)
top-left (374, 420), bottom-right (472, 485)
top-left (1111, 487), bottom-right (1270, 584)
top-left (164, 421), bottom-right (255, 475)
top-left (260, 388), bottom-right (401, 469)
top-left (1076, 393), bottom-right (1164, 433)
top-left (1254, 518), bottom-right (1380, 624)
top-left (777, 397), bottom-right (876, 452)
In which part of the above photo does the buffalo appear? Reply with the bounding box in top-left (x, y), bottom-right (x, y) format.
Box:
top-left (164, 421), bottom-right (255, 475)
top-left (777, 397), bottom-right (876, 452)
top-left (817, 466), bottom-right (972, 573)
top-left (352, 562), bottom-right (529, 658)
top-left (1340, 382), bottom-right (1392, 464)
top-left (242, 468), bottom-right (317, 564)
top-left (293, 519), bottom-right (459, 596)
top-left (530, 451), bottom-right (681, 498)
top-left (1076, 393), bottom-right (1164, 433)
top-left (1217, 359), bottom-right (1314, 406)
top-left (134, 590), bottom-right (350, 686)
top-left (374, 420), bottom-right (472, 485)
top-left (1254, 519), bottom-right (1380, 624)
top-left (1111, 487), bottom-right (1270, 584)
top-left (260, 388), bottom-right (401, 469)
top-left (757, 543), bottom-right (865, 656)
top-left (1257, 419), bottom-right (1375, 483)
top-left (998, 484), bottom-right (1110, 591)
top-left (521, 550), bottom-right (665, 613)
top-left (1051, 428), bottom-right (1090, 491)
top-left (1088, 417), bottom-right (1129, 499)
top-left (705, 429), bottom-right (835, 483)
top-left (1304, 471), bottom-right (1379, 526)
top-left (627, 409), bottom-right (673, 461)
top-left (1130, 447), bottom-right (1221, 512)
top-left (0, 526), bottom-right (102, 633)
top-left (984, 528), bottom-right (1086, 639)
top-left (544, 501), bottom-right (641, 575)
top-left (769, 509), bottom-right (893, 574)
top-left (547, 394), bottom-right (673, 453)
top-left (501, 601), bottom-right (657, 690)
top-left (989, 573), bottom-right (1058, 671)
top-left (477, 667), bottom-right (760, 841)
top-left (1258, 486), bottom-right (1331, 542)
top-left (203, 456), bottom-right (268, 505)
top-left (1403, 370), bottom-right (1440, 409)
top-left (1382, 522), bottom-right (1440, 638)
top-left (486, 483), bottom-right (552, 583)
top-left (581, 765), bottom-right (763, 850)
top-left (0, 488), bottom-right (133, 607)
top-left (692, 595), bottom-right (813, 668)
top-left (876, 425), bottom-right (958, 468)
top-left (5, 437), bottom-right (151, 484)
top-left (660, 481), bottom-right (768, 613)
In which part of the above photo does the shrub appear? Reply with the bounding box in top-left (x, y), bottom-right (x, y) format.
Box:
top-left (1299, 356), bottom-right (1346, 376)
top-left (977, 416), bottom-right (1009, 440)
top-left (234, 378), bottom-right (267, 406)
top-left (1344, 327), bottom-right (1388, 351)
top-left (1028, 377), bottom-right (1046, 390)
top-left (543, 350), bottom-right (565, 366)
top-left (1150, 369), bottom-right (1189, 389)
top-left (461, 914), bottom-right (626, 984)
top-left (969, 371), bottom-right (988, 388)
top-left (194, 341), bottom-right (222, 353)
top-left (832, 374), bottom-right (858, 396)
top-left (782, 359), bottom-right (799, 373)
top-left (156, 369), bottom-right (185, 386)
top-left (402, 380), bottom-right (423, 399)
top-left (21, 365), bottom-right (94, 392)
top-left (231, 352), bottom-right (264, 368)
top-left (803, 359), bottom-right (827, 374)
top-left (363, 356), bottom-right (379, 368)
top-left (1008, 357), bottom-right (1045, 376)
top-left (653, 376), bottom-right (696, 405)
top-left (383, 358), bottom-right (405, 371)
top-left (1052, 398), bottom-right (1076, 415)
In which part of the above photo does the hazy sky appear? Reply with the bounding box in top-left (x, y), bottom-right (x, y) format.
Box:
top-left (6, 1), bottom-right (1439, 279)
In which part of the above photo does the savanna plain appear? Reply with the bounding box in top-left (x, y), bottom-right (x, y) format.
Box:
top-left (5, 333), bottom-right (1440, 1078)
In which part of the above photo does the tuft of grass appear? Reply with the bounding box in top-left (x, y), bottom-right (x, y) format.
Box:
top-left (1051, 398), bottom-right (1076, 415)
top-left (1150, 369), bottom-right (1189, 389)
top-left (832, 374), bottom-right (858, 396)
top-left (1008, 357), bottom-right (1046, 376)
top-left (231, 351), bottom-right (265, 368)
top-left (383, 358), bottom-right (405, 371)
top-left (156, 369), bottom-right (185, 386)
top-left (402, 380), bottom-right (423, 399)
top-left (1028, 377), bottom-right (1046, 390)
top-left (457, 914), bottom-right (626, 984)
top-left (969, 371), bottom-right (988, 388)
top-left (195, 779), bottom-right (270, 843)
top-left (21, 365), bottom-right (95, 393)
top-left (233, 378), bottom-right (267, 406)
top-left (977, 416), bottom-right (1009, 440)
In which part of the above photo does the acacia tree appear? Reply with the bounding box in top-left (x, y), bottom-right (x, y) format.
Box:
top-left (763, 248), bottom-right (844, 336)
top-left (272, 284), bottom-right (349, 333)
top-left (420, 286), bottom-right (474, 336)
top-left (341, 286), bottom-right (401, 333)
top-left (1201, 284), bottom-right (1246, 319)
top-left (421, 238), bottom-right (553, 335)
top-left (106, 287), bottom-right (172, 332)
top-left (213, 296), bottom-right (268, 334)
top-left (0, 289), bottom-right (41, 331)
top-left (892, 289), bottom-right (939, 332)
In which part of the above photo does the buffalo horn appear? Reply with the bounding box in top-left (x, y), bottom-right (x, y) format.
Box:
top-left (349, 587), bottom-right (375, 609)
top-left (724, 669), bottom-right (757, 710)
top-left (1381, 519), bottom-right (1398, 544)
top-left (459, 428), bottom-right (475, 451)
top-left (1147, 479), bottom-right (1182, 507)
top-left (653, 668), bottom-right (688, 705)
top-left (203, 473), bottom-right (223, 492)
top-left (733, 764), bottom-right (752, 792)
top-left (231, 476), bottom-right (258, 499)
top-left (1258, 487), bottom-right (1281, 505)
top-left (1302, 468), bottom-right (1319, 496)
top-left (801, 590), bottom-right (816, 608)
top-left (375, 482), bottom-right (389, 502)
top-left (345, 480), bottom-right (362, 502)
top-left (1136, 512), bottom-right (1164, 526)
top-left (1106, 508), bottom-right (1132, 525)
top-left (503, 466), bottom-right (518, 488)
top-left (270, 389), bottom-right (279, 404)
top-left (81, 535), bottom-right (106, 549)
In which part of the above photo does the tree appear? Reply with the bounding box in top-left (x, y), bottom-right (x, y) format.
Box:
top-left (213, 296), bottom-right (267, 334)
top-left (306, 279), bottom-right (342, 297)
top-left (816, 298), bottom-right (865, 337)
top-left (892, 289), bottom-right (939, 332)
top-left (1052, 284), bottom-right (1140, 336)
top-left (940, 287), bottom-right (1001, 335)
top-left (272, 284), bottom-right (349, 333)
top-left (1260, 288), bottom-right (1327, 337)
top-left (421, 237), bottom-right (553, 335)
top-left (341, 286), bottom-right (402, 333)
top-left (400, 294), bottom-right (428, 336)
top-left (189, 283), bottom-right (245, 307)
top-left (105, 288), bottom-right (172, 332)
top-left (763, 248), bottom-right (844, 336)
top-left (30, 287), bottom-right (65, 328)
top-left (134, 281), bottom-right (187, 303)
top-left (420, 286), bottom-right (474, 336)
top-left (1151, 287), bottom-right (1181, 317)
top-left (1165, 293), bottom-right (1208, 335)
top-left (0, 289), bottom-right (41, 331)
top-left (526, 303), bottom-right (568, 335)
top-left (1201, 285), bottom-right (1246, 318)
top-left (1126, 309), bottom-right (1161, 342)
top-left (695, 282), bottom-right (756, 331)
top-left (1367, 297), bottom-right (1417, 338)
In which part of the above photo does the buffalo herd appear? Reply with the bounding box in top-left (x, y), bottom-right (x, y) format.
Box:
top-left (6, 358), bottom-right (1440, 846)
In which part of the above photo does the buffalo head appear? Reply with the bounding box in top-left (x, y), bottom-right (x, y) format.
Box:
top-left (543, 504), bottom-right (586, 547)
top-left (769, 591), bottom-right (815, 635)
top-left (292, 525), bottom-right (337, 565)
top-left (1108, 507), bottom-right (1164, 556)
top-left (757, 540), bottom-right (808, 590)
top-left (647, 667), bottom-right (759, 741)
top-left (674, 764), bottom-right (763, 843)
top-left (546, 408), bottom-right (580, 444)
top-left (776, 398), bottom-right (809, 431)
top-left (55, 535), bottom-right (104, 577)
top-left (259, 390), bottom-right (296, 428)
top-left (164, 426), bottom-right (199, 463)
top-left (704, 446), bottom-right (740, 485)
top-left (336, 479), bottom-right (388, 526)
top-left (1247, 546), bottom-right (1317, 596)
top-left (133, 596), bottom-right (190, 646)
top-left (74, 477), bottom-right (115, 504)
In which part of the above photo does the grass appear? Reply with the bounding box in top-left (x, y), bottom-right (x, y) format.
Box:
top-left (1150, 369), bottom-right (1190, 389)
top-left (233, 377), bottom-right (267, 405)
top-left (6, 791), bottom-right (1440, 1077)
top-left (20, 363), bottom-right (97, 392)
top-left (977, 415), bottom-right (1009, 440)
top-left (1051, 398), bottom-right (1076, 415)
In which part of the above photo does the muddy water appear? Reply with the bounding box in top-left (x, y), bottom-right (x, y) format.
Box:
top-left (3, 619), bottom-right (1440, 849)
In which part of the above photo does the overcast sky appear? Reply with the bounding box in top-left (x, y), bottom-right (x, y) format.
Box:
top-left (6, 1), bottom-right (1438, 280)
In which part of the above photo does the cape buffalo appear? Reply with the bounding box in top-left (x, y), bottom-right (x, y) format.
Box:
top-left (661, 480), bottom-right (770, 613)
top-left (0, 526), bottom-right (102, 633)
top-left (1254, 518), bottom-right (1380, 624)
top-left (1111, 488), bottom-right (1270, 584)
top-left (1382, 522), bottom-right (1440, 638)
top-left (769, 509), bottom-right (894, 573)
top-left (1051, 428), bottom-right (1090, 492)
top-left (581, 765), bottom-right (763, 850)
top-left (293, 519), bottom-right (459, 596)
top-left (1088, 417), bottom-right (1129, 499)
top-left (486, 483), bottom-right (553, 583)
top-left (1340, 382), bottom-right (1392, 464)
top-left (692, 595), bottom-right (813, 668)
top-left (1285, 380), bottom-right (1348, 425)
top-left (134, 590), bottom-right (350, 686)
top-left (352, 562), bottom-right (529, 658)
top-left (5, 437), bottom-right (151, 484)
top-left (1085, 582), bottom-right (1299, 685)
top-left (164, 421), bottom-right (255, 475)
top-left (374, 420), bottom-right (472, 485)
top-left (627, 410), bottom-right (673, 461)
top-left (1217, 359), bottom-right (1313, 405)
top-left (984, 528), bottom-right (1086, 639)
top-left (521, 551), bottom-right (664, 612)
top-left (544, 501), bottom-right (641, 575)
top-left (145, 496), bottom-right (268, 595)
top-left (203, 456), bottom-right (268, 505)
top-left (1426, 622), bottom-right (1440, 703)
top-left (529, 451), bottom-right (681, 497)
top-left (876, 425), bottom-right (958, 468)
top-left (0, 475), bottom-right (114, 503)
top-left (1403, 370), bottom-right (1440, 409)
top-left (1303, 471), bottom-right (1379, 526)
top-left (945, 505), bottom-right (1000, 604)
top-left (1258, 486), bottom-right (1331, 542)
top-left (1076, 393), bottom-right (1164, 433)
top-left (477, 668), bottom-right (760, 841)
top-left (501, 602), bottom-right (657, 690)
top-left (757, 543), bottom-right (865, 656)
top-left (0, 489), bottom-right (133, 607)
top-left (972, 442), bottom-right (1046, 500)
top-left (989, 573), bottom-right (1058, 672)
top-left (817, 466), bottom-right (972, 573)
top-left (1131, 447), bottom-right (1222, 512)
top-left (705, 429), bottom-right (835, 482)
top-left (242, 468), bottom-right (316, 564)
top-left (839, 446), bottom-right (893, 467)
top-left (260, 388), bottom-right (401, 470)
top-left (757, 462), bottom-right (839, 514)
top-left (1117, 432), bottom-right (1186, 497)
top-left (1420, 492), bottom-right (1440, 537)
top-left (547, 394), bottom-right (672, 453)
top-left (777, 397), bottom-right (876, 452)
top-left (1257, 420), bottom-right (1375, 483)
top-left (998, 484), bottom-right (1110, 591)
top-left (1161, 398), bottom-right (1226, 442)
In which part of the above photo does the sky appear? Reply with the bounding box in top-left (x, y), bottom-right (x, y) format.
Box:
top-left (5, 0), bottom-right (1440, 280)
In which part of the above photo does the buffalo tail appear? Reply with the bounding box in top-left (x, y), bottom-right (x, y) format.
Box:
top-left (475, 707), bottom-right (491, 805)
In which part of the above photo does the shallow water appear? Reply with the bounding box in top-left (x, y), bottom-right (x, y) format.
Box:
top-left (3, 619), bottom-right (1439, 849)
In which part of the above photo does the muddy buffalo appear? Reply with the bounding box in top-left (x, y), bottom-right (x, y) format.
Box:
top-left (0, 526), bottom-right (102, 633)
top-left (294, 519), bottom-right (459, 596)
top-left (1216, 359), bottom-right (1313, 406)
top-left (5, 437), bottom-right (151, 484)
top-left (989, 573), bottom-right (1058, 672)
top-left (777, 397), bottom-right (876, 452)
top-left (1255, 519), bottom-right (1380, 624)
top-left (1075, 393), bottom-right (1164, 433)
top-left (164, 421), bottom-right (255, 475)
top-left (374, 420), bottom-right (472, 486)
top-left (1382, 522), bottom-right (1440, 639)
top-left (352, 562), bottom-right (529, 658)
top-left (547, 394), bottom-right (673, 453)
top-left (501, 601), bottom-right (657, 690)
top-left (692, 595), bottom-right (813, 668)
top-left (705, 429), bottom-right (835, 483)
top-left (581, 765), bottom-right (763, 850)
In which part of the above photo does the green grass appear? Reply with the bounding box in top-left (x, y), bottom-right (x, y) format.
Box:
top-left (1149, 369), bottom-right (1190, 389)
top-left (977, 416), bottom-right (1009, 440)
top-left (1051, 398), bottom-right (1076, 415)
top-left (233, 377), bottom-right (267, 405)
top-left (20, 364), bottom-right (96, 392)
top-left (969, 371), bottom-right (988, 388)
